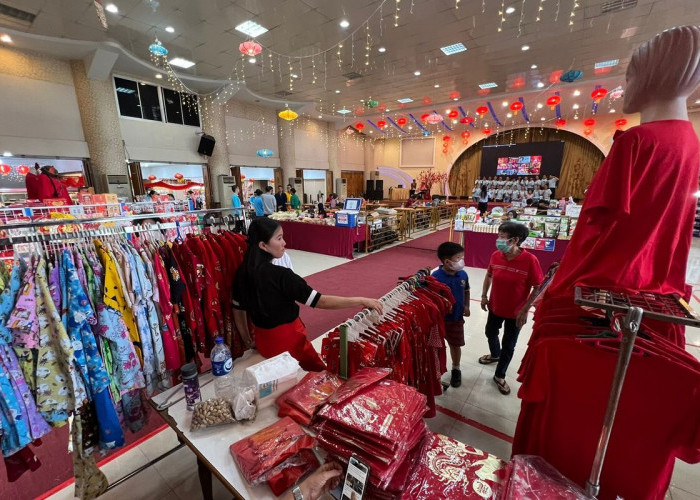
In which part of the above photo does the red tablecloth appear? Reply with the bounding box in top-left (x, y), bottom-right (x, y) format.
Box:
top-left (460, 231), bottom-right (569, 272)
top-left (280, 221), bottom-right (365, 259)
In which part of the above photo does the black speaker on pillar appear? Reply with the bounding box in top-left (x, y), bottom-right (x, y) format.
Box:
top-left (375, 180), bottom-right (383, 191)
top-left (197, 134), bottom-right (216, 156)
top-left (366, 180), bottom-right (375, 192)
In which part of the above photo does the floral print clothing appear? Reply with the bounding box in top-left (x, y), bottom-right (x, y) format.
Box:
top-left (0, 259), bottom-right (27, 345)
top-left (0, 357), bottom-right (31, 456)
top-left (7, 257), bottom-right (39, 349)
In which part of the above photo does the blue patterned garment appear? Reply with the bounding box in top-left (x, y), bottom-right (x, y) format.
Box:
top-left (0, 259), bottom-right (27, 344)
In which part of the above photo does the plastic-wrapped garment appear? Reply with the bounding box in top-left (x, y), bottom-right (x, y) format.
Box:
top-left (276, 370), bottom-right (342, 425)
top-left (499, 455), bottom-right (588, 500)
top-left (229, 417), bottom-right (316, 487)
top-left (326, 367), bottom-right (391, 405)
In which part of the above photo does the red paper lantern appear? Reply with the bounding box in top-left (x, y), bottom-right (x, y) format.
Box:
top-left (448, 110), bottom-right (459, 119)
top-left (240, 174), bottom-right (246, 180)
top-left (148, 174), bottom-right (157, 181)
top-left (397, 117), bottom-right (407, 126)
top-left (476, 106), bottom-right (488, 118)
top-left (584, 118), bottom-right (596, 127)
top-left (442, 147), bottom-right (448, 154)
top-left (615, 118), bottom-right (628, 129)
top-left (449, 91), bottom-right (461, 101)
top-left (442, 135), bottom-right (451, 142)
top-left (556, 118), bottom-right (567, 128)
top-left (460, 116), bottom-right (475, 125)
top-left (355, 122), bottom-right (365, 130)
top-left (461, 130), bottom-right (471, 139)
top-left (17, 165), bottom-right (30, 175)
top-left (422, 96), bottom-right (433, 105)
top-left (269, 179), bottom-right (275, 183)
top-left (0, 164), bottom-right (10, 175)
top-left (239, 41), bottom-right (262, 57)
top-left (378, 104), bottom-right (387, 112)
top-left (355, 108), bottom-right (364, 116)
top-left (591, 87), bottom-right (608, 102)
top-left (546, 95), bottom-right (561, 109)
top-left (377, 120), bottom-right (387, 128)
top-left (584, 128), bottom-right (593, 136)
top-left (174, 173), bottom-right (184, 180)
top-left (510, 101), bottom-right (523, 112)
top-left (421, 113), bottom-right (430, 122)
top-left (482, 127), bottom-right (491, 135)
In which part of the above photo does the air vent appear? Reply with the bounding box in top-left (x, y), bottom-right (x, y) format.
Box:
top-left (275, 90), bottom-right (293, 97)
top-left (343, 71), bottom-right (363, 80)
top-left (0, 2), bottom-right (36, 29)
top-left (601, 0), bottom-right (637, 14)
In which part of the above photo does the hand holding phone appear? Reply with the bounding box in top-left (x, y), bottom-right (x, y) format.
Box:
top-left (341, 455), bottom-right (370, 500)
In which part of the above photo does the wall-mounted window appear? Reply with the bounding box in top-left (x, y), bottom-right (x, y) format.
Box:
top-left (114, 76), bottom-right (199, 126)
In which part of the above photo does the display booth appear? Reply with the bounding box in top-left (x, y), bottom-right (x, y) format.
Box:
top-left (0, 157), bottom-right (87, 205)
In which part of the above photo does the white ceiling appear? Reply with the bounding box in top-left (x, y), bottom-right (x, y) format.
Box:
top-left (2, 0), bottom-right (700, 120)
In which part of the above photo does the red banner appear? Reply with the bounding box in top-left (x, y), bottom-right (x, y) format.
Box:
top-left (144, 180), bottom-right (204, 191)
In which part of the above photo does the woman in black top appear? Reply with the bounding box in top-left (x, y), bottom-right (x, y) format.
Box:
top-left (232, 218), bottom-right (382, 371)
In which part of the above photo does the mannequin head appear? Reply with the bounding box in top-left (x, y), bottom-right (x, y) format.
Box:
top-left (623, 26), bottom-right (700, 114)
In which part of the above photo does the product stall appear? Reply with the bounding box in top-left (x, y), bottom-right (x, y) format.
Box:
top-left (278, 219), bottom-right (366, 259)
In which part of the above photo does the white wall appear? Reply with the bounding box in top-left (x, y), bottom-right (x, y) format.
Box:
top-left (295, 119), bottom-right (330, 170)
top-left (337, 135), bottom-right (365, 171)
top-left (225, 100), bottom-right (280, 167)
top-left (119, 118), bottom-right (203, 163)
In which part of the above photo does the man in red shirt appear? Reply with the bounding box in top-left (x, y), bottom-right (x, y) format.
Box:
top-left (479, 222), bottom-right (543, 395)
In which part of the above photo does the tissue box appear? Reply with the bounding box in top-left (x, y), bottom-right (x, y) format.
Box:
top-left (242, 352), bottom-right (300, 409)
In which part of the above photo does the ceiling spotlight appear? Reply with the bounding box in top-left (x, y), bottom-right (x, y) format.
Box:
top-left (506, 112), bottom-right (513, 118)
top-left (521, 45), bottom-right (530, 51)
top-left (408, 125), bottom-right (413, 130)
top-left (531, 64), bottom-right (538, 69)
top-left (537, 103), bottom-right (543, 109)
top-left (537, 82), bottom-right (545, 88)
top-left (0, 34), bottom-right (12, 43)
top-left (105, 3), bottom-right (118, 13)
top-left (339, 19), bottom-right (350, 28)
top-left (502, 101), bottom-right (509, 107)
top-left (609, 108), bottom-right (616, 113)
top-left (696, 100), bottom-right (700, 104)
top-left (318, 115), bottom-right (323, 119)
top-left (335, 89), bottom-right (341, 94)
top-left (2, 151), bottom-right (12, 157)
top-left (248, 57), bottom-right (256, 63)
top-left (291, 73), bottom-right (298, 78)
top-left (572, 104), bottom-right (579, 109)
top-left (540, 117), bottom-right (546, 121)
top-left (434, 84), bottom-right (440, 88)
top-left (165, 26), bottom-right (175, 33)
top-left (155, 73), bottom-right (163, 79)
top-left (506, 6), bottom-right (516, 14)
top-left (378, 47), bottom-right (386, 53)
top-left (573, 90), bottom-right (581, 96)
top-left (414, 70), bottom-right (421, 76)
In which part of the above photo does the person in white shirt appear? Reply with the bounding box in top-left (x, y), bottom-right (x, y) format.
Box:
top-left (548, 175), bottom-right (559, 197)
top-left (503, 189), bottom-right (512, 203)
top-left (272, 251), bottom-right (294, 270)
top-left (495, 188), bottom-right (505, 201)
top-left (472, 185), bottom-right (480, 202)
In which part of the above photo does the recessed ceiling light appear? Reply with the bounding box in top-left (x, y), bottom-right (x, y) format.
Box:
top-left (696, 100), bottom-right (700, 104)
top-left (360, 99), bottom-right (365, 102)
top-left (165, 26), bottom-right (175, 33)
top-left (413, 70), bottom-right (421, 76)
top-left (291, 73), bottom-right (298, 79)
top-left (521, 45), bottom-right (530, 51)
top-left (249, 57), bottom-right (256, 63)
top-left (397, 98), bottom-right (413, 103)
top-left (506, 112), bottom-right (513, 118)
top-left (572, 104), bottom-right (579, 109)
top-left (2, 151), bottom-right (12, 157)
top-left (155, 73), bottom-right (162, 79)
top-left (378, 47), bottom-right (386, 53)
top-left (169, 57), bottom-right (195, 68)
top-left (337, 109), bottom-right (351, 114)
top-left (440, 42), bottom-right (467, 55)
top-left (0, 34), bottom-right (12, 43)
top-left (506, 6), bottom-right (516, 14)
top-left (386, 109), bottom-right (390, 112)
top-left (609, 108), bottom-right (616, 113)
top-left (537, 103), bottom-right (543, 109)
top-left (116, 87), bottom-right (136, 94)
top-left (434, 84), bottom-right (440, 88)
top-left (105, 3), bottom-right (118, 13)
top-left (573, 90), bottom-right (581, 96)
top-left (369, 130), bottom-right (374, 133)
top-left (537, 82), bottom-right (545, 88)
top-left (594, 59), bottom-right (619, 69)
top-left (408, 125), bottom-right (413, 130)
top-left (479, 82), bottom-right (498, 89)
top-left (318, 115), bottom-right (323, 119)
top-left (339, 19), bottom-right (350, 28)
top-left (335, 89), bottom-right (341, 94)
top-left (540, 117), bottom-right (546, 121)
top-left (530, 64), bottom-right (537, 69)
top-left (502, 101), bottom-right (509, 107)
top-left (235, 20), bottom-right (268, 38)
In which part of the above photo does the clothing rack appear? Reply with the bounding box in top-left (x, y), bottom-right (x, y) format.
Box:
top-left (573, 286), bottom-right (700, 497)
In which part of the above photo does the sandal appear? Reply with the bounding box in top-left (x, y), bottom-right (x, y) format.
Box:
top-left (478, 354), bottom-right (500, 365)
top-left (493, 376), bottom-right (511, 395)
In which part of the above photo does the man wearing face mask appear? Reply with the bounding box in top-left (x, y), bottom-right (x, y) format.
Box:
top-left (478, 222), bottom-right (543, 395)
top-left (432, 242), bottom-right (470, 388)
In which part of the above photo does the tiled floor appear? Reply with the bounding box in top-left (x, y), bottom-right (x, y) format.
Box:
top-left (46, 234), bottom-right (700, 499)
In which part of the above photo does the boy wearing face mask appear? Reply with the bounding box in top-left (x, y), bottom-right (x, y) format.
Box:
top-left (479, 222), bottom-right (543, 395)
top-left (432, 242), bottom-right (470, 388)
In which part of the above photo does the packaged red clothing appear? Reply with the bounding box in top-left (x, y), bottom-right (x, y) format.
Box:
top-left (401, 433), bottom-right (507, 500)
top-left (513, 337), bottom-right (700, 500)
top-left (327, 367), bottom-right (391, 404)
top-left (265, 448), bottom-right (319, 496)
top-left (500, 455), bottom-right (588, 500)
top-left (276, 370), bottom-right (342, 425)
top-left (229, 417), bottom-right (316, 487)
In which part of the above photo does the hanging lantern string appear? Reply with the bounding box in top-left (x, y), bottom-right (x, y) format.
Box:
top-left (433, 110), bottom-right (453, 131)
top-left (367, 119), bottom-right (389, 135)
top-left (457, 106), bottom-right (477, 128)
top-left (554, 91), bottom-right (562, 120)
top-left (518, 96), bottom-right (530, 123)
top-left (591, 84), bottom-right (602, 115)
top-left (408, 113), bottom-right (429, 132)
top-left (486, 102), bottom-right (504, 127)
top-left (386, 116), bottom-right (407, 133)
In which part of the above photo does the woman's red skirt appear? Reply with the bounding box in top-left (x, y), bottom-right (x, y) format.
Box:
top-left (253, 318), bottom-right (326, 372)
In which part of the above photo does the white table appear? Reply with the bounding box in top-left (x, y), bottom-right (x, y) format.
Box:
top-left (151, 351), bottom-right (281, 500)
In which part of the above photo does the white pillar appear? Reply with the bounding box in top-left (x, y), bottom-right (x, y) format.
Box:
top-left (277, 116), bottom-right (297, 185)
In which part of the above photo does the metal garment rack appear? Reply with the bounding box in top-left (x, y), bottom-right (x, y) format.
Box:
top-left (573, 286), bottom-right (700, 497)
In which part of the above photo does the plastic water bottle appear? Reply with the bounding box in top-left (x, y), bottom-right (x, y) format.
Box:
top-left (211, 337), bottom-right (234, 401)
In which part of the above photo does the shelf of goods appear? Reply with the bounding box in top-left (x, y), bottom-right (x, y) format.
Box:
top-left (364, 214), bottom-right (400, 252)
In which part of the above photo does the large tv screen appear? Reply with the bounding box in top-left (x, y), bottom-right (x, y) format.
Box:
top-left (481, 141), bottom-right (564, 178)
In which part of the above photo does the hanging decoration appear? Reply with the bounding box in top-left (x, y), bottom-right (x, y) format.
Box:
top-left (174, 173), bottom-right (184, 180)
top-left (442, 135), bottom-right (451, 142)
top-left (256, 149), bottom-right (274, 158)
top-left (448, 110), bottom-right (459, 119)
top-left (410, 113), bottom-right (430, 133)
top-left (546, 95), bottom-right (561, 109)
top-left (417, 170), bottom-right (448, 193)
top-left (355, 108), bottom-right (365, 115)
top-left (482, 127), bottom-right (491, 135)
top-left (377, 120), bottom-right (387, 128)
top-left (591, 87), bottom-right (608, 103)
top-left (442, 136), bottom-right (450, 155)
top-left (517, 97), bottom-right (530, 123)
top-left (449, 91), bottom-right (461, 101)
top-left (584, 118), bottom-right (596, 127)
top-left (555, 118), bottom-right (567, 128)
top-left (509, 101), bottom-right (523, 112)
top-left (148, 174), bottom-right (157, 181)
top-left (0, 164), bottom-right (11, 175)
top-left (560, 70), bottom-right (583, 83)
top-left (93, 0), bottom-right (108, 29)
top-left (422, 130), bottom-right (431, 136)
top-left (240, 174), bottom-right (246, 180)
top-left (476, 106), bottom-right (488, 118)
top-left (615, 118), bottom-right (628, 129)
top-left (425, 113), bottom-right (443, 125)
top-left (486, 102), bottom-right (503, 127)
top-left (460, 117), bottom-right (473, 125)
top-left (144, 180), bottom-right (203, 191)
top-left (239, 41), bottom-right (262, 57)
top-left (278, 109), bottom-right (299, 121)
top-left (367, 119), bottom-right (389, 135)
top-left (387, 117), bottom-right (407, 133)
top-left (17, 165), bottom-right (30, 176)
top-left (365, 100), bottom-right (379, 108)
top-left (461, 130), bottom-right (470, 144)
top-left (420, 113), bottom-right (430, 122)
top-left (396, 117), bottom-right (408, 126)
top-left (148, 38), bottom-right (168, 56)
top-left (584, 128), bottom-right (593, 136)
top-left (355, 122), bottom-right (365, 130)
top-left (609, 86), bottom-right (625, 100)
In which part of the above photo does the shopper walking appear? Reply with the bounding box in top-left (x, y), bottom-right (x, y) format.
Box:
top-left (262, 186), bottom-right (277, 215)
top-left (232, 218), bottom-right (382, 371)
top-left (479, 222), bottom-right (543, 395)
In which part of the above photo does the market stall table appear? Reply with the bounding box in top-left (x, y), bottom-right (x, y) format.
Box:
top-left (151, 351), bottom-right (279, 500)
top-left (279, 220), bottom-right (365, 259)
top-left (458, 230), bottom-right (569, 272)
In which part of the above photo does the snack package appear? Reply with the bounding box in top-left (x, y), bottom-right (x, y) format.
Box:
top-left (232, 387), bottom-right (256, 421)
top-left (242, 352), bottom-right (300, 409)
top-left (190, 398), bottom-right (237, 431)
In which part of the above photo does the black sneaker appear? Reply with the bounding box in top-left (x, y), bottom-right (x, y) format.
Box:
top-left (450, 368), bottom-right (462, 388)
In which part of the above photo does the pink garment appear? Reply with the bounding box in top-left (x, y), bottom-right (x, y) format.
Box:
top-left (8, 260), bottom-right (40, 349)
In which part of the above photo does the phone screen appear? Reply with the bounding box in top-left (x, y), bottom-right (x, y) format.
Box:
top-left (340, 455), bottom-right (370, 500)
